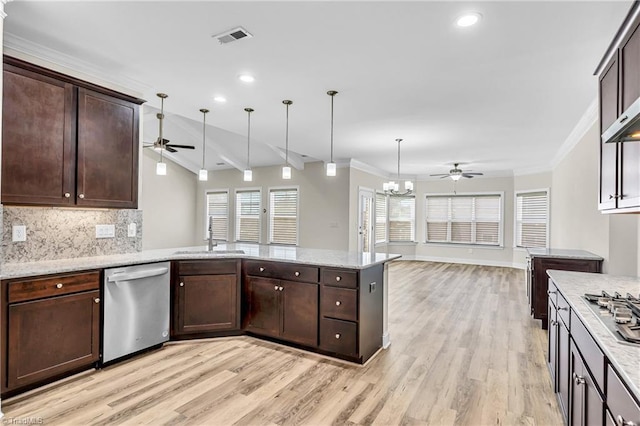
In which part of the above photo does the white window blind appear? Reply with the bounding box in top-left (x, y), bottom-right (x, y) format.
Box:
top-left (425, 194), bottom-right (502, 246)
top-left (269, 188), bottom-right (298, 245)
top-left (206, 191), bottom-right (228, 241)
top-left (388, 196), bottom-right (415, 242)
top-left (516, 191), bottom-right (549, 248)
top-left (235, 190), bottom-right (261, 242)
top-left (375, 193), bottom-right (388, 244)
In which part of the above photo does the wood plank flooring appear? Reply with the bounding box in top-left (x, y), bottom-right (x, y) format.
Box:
top-left (2, 261), bottom-right (563, 425)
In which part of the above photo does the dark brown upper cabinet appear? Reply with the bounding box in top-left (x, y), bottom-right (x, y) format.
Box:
top-left (1, 57), bottom-right (143, 209)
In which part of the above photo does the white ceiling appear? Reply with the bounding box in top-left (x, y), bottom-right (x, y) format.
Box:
top-left (3, 1), bottom-right (632, 179)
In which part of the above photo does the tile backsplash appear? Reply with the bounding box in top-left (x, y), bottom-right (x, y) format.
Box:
top-left (1, 206), bottom-right (142, 264)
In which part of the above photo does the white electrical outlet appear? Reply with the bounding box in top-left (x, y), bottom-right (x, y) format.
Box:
top-left (128, 223), bottom-right (137, 237)
top-left (95, 224), bottom-right (116, 239)
top-left (12, 225), bottom-right (26, 242)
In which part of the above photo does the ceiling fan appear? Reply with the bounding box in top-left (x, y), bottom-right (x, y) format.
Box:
top-left (143, 93), bottom-right (195, 153)
top-left (430, 163), bottom-right (484, 181)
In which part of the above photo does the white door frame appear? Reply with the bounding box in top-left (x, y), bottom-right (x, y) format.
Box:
top-left (357, 187), bottom-right (375, 255)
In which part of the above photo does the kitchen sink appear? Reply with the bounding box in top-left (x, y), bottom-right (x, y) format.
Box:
top-left (173, 249), bottom-right (245, 255)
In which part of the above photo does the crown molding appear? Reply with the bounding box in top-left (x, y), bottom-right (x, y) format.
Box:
top-left (550, 97), bottom-right (598, 169)
top-left (349, 159), bottom-right (388, 178)
top-left (3, 32), bottom-right (152, 97)
top-left (0, 0), bottom-right (14, 19)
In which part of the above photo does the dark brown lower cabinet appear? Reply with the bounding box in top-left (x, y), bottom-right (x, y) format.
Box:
top-left (570, 340), bottom-right (604, 426)
top-left (1, 271), bottom-right (100, 397)
top-left (607, 365), bottom-right (640, 426)
top-left (245, 276), bottom-right (319, 347)
top-left (173, 260), bottom-right (241, 337)
top-left (558, 316), bottom-right (571, 422)
top-left (547, 295), bottom-right (558, 391)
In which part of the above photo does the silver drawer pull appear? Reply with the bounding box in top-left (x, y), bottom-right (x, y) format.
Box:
top-left (616, 415), bottom-right (637, 426)
top-left (335, 301), bottom-right (342, 306)
top-left (550, 319), bottom-right (557, 327)
top-left (56, 283), bottom-right (63, 289)
top-left (547, 290), bottom-right (556, 295)
top-left (336, 276), bottom-right (342, 282)
top-left (335, 333), bottom-right (341, 339)
top-left (294, 271), bottom-right (300, 277)
top-left (558, 307), bottom-right (568, 311)
top-left (260, 267), bottom-right (265, 272)
top-left (572, 372), bottom-right (585, 386)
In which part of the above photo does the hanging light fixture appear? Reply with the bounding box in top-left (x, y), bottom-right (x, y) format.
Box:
top-left (198, 108), bottom-right (209, 181)
top-left (383, 138), bottom-right (413, 196)
top-left (243, 107), bottom-right (254, 181)
top-left (282, 100), bottom-right (293, 180)
top-left (156, 93), bottom-right (168, 176)
top-left (326, 90), bottom-right (338, 177)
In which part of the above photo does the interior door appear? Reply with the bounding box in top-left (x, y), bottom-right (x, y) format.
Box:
top-left (358, 188), bottom-right (375, 255)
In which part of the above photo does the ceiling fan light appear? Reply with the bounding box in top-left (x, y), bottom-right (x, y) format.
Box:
top-left (326, 162), bottom-right (337, 177)
top-left (156, 162), bottom-right (167, 176)
top-left (198, 169), bottom-right (208, 181)
top-left (282, 166), bottom-right (292, 180)
top-left (451, 174), bottom-right (462, 181)
top-left (244, 169), bottom-right (253, 182)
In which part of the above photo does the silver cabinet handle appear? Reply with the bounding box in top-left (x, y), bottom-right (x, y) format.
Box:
top-left (279, 286), bottom-right (283, 291)
top-left (78, 194), bottom-right (85, 199)
top-left (294, 271), bottom-right (300, 277)
top-left (547, 290), bottom-right (556, 295)
top-left (56, 283), bottom-right (63, 289)
top-left (94, 298), bottom-right (100, 304)
top-left (336, 276), bottom-right (342, 282)
top-left (335, 301), bottom-right (342, 306)
top-left (335, 333), bottom-right (341, 339)
top-left (609, 194), bottom-right (621, 199)
top-left (616, 415), bottom-right (637, 426)
top-left (550, 319), bottom-right (557, 327)
top-left (572, 372), bottom-right (585, 386)
top-left (64, 192), bottom-right (71, 198)
top-left (179, 282), bottom-right (184, 287)
top-left (259, 267), bottom-right (265, 272)
top-left (619, 115), bottom-right (629, 124)
top-left (558, 307), bottom-right (569, 311)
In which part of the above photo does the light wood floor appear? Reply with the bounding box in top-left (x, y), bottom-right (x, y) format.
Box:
top-left (3, 261), bottom-right (563, 425)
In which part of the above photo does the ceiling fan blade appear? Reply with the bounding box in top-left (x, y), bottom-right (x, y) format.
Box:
top-left (165, 147), bottom-right (178, 153)
top-left (464, 172), bottom-right (483, 176)
top-left (166, 144), bottom-right (195, 149)
top-left (430, 173), bottom-right (449, 177)
top-left (440, 175), bottom-right (450, 179)
top-left (462, 174), bottom-right (475, 178)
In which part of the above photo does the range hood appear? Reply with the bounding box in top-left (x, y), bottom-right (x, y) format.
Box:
top-left (603, 96), bottom-right (640, 143)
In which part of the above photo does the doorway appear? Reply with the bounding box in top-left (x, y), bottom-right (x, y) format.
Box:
top-left (358, 188), bottom-right (375, 255)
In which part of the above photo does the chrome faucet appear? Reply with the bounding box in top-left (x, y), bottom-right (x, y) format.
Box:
top-left (208, 216), bottom-right (217, 251)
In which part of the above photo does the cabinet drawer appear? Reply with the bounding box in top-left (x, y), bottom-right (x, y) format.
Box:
top-left (320, 318), bottom-right (357, 356)
top-left (607, 365), bottom-right (640, 426)
top-left (547, 279), bottom-right (558, 308)
top-left (178, 260), bottom-right (237, 275)
top-left (321, 286), bottom-right (357, 321)
top-left (321, 268), bottom-right (358, 289)
top-left (244, 261), bottom-right (319, 283)
top-left (8, 271), bottom-right (100, 303)
top-left (571, 312), bottom-right (606, 394)
top-left (557, 291), bottom-right (571, 328)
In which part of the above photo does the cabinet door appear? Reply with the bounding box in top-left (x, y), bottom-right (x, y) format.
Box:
top-left (558, 320), bottom-right (570, 422)
top-left (570, 342), bottom-right (604, 426)
top-left (620, 20), bottom-right (640, 113)
top-left (280, 280), bottom-right (318, 347)
top-left (246, 276), bottom-right (281, 338)
top-left (1, 65), bottom-right (76, 206)
top-left (176, 274), bottom-right (238, 335)
top-left (7, 290), bottom-right (100, 390)
top-left (599, 54), bottom-right (619, 210)
top-left (547, 297), bottom-right (558, 392)
top-left (619, 140), bottom-right (640, 209)
top-left (77, 88), bottom-right (139, 208)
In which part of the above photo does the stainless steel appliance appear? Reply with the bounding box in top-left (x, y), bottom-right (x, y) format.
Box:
top-left (103, 262), bottom-right (170, 363)
top-left (583, 291), bottom-right (640, 345)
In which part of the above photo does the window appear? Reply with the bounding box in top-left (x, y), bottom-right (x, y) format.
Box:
top-left (375, 192), bottom-right (388, 244)
top-left (206, 191), bottom-right (229, 241)
top-left (515, 190), bottom-right (549, 248)
top-left (235, 190), bottom-right (261, 242)
top-left (425, 194), bottom-right (502, 246)
top-left (388, 196), bottom-right (415, 242)
top-left (269, 188), bottom-right (298, 245)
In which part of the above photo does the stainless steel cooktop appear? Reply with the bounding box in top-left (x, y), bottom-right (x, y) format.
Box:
top-left (582, 291), bottom-right (640, 346)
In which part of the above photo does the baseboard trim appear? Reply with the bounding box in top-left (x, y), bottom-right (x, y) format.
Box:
top-left (382, 332), bottom-right (391, 349)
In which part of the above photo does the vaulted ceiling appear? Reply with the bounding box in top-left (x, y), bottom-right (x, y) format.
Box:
top-left (3, 1), bottom-right (631, 178)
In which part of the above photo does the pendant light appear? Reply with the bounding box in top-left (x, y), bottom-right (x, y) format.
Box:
top-left (326, 90), bottom-right (338, 177)
top-left (198, 108), bottom-right (209, 181)
top-left (243, 107), bottom-right (254, 181)
top-left (156, 93), bottom-right (168, 176)
top-left (383, 138), bottom-right (413, 196)
top-left (282, 100), bottom-right (293, 180)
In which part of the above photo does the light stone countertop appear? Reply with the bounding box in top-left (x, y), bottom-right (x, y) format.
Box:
top-left (527, 248), bottom-right (604, 261)
top-left (546, 270), bottom-right (640, 400)
top-left (0, 243), bottom-right (402, 280)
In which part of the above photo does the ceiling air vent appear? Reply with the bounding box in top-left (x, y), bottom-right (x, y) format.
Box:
top-left (213, 27), bottom-right (253, 44)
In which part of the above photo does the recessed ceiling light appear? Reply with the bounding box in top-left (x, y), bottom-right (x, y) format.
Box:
top-left (213, 95), bottom-right (227, 103)
top-left (456, 12), bottom-right (482, 27)
top-left (238, 74), bottom-right (255, 83)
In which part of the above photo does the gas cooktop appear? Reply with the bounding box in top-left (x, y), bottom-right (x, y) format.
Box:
top-left (582, 291), bottom-right (640, 346)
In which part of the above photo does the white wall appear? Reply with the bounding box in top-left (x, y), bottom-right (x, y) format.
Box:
top-left (196, 161), bottom-right (350, 250)
top-left (140, 149), bottom-right (199, 249)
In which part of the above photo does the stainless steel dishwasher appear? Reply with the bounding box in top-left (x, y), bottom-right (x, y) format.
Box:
top-left (103, 261), bottom-right (170, 364)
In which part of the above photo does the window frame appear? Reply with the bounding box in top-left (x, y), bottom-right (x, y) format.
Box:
top-left (514, 188), bottom-right (550, 249)
top-left (387, 194), bottom-right (416, 243)
top-left (204, 189), bottom-right (230, 241)
top-left (424, 191), bottom-right (505, 248)
top-left (234, 187), bottom-right (262, 243)
top-left (375, 191), bottom-right (388, 245)
top-left (268, 185), bottom-right (300, 246)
